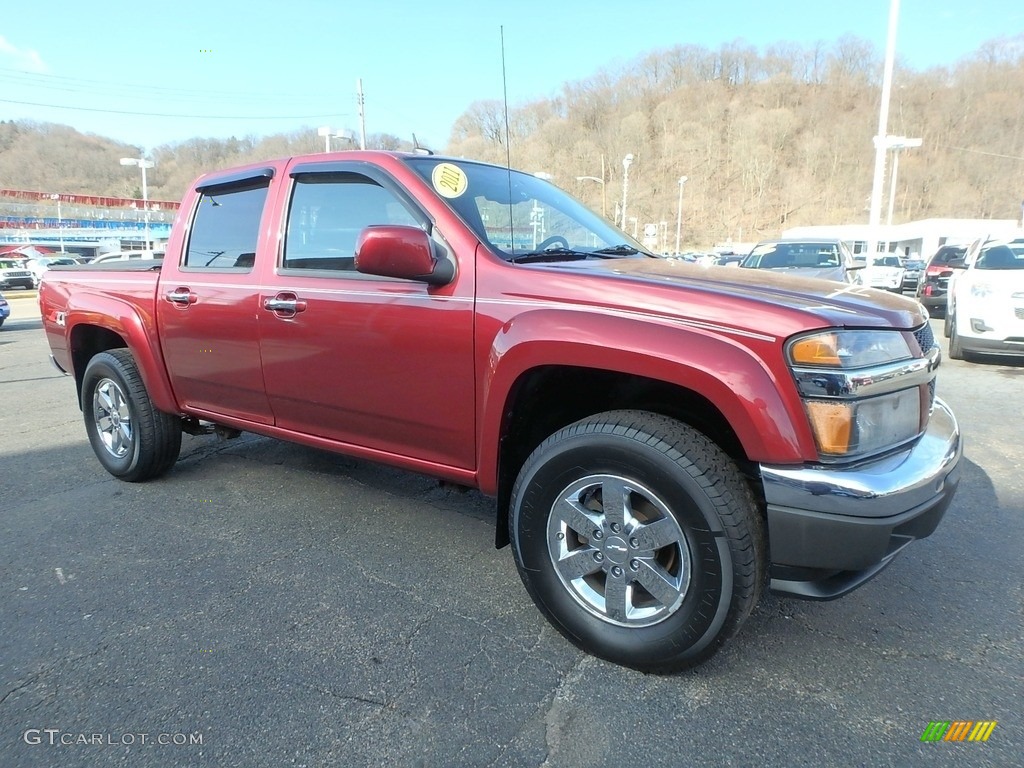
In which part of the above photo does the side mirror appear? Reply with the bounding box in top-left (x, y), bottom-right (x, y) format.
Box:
top-left (355, 225), bottom-right (455, 286)
top-left (947, 258), bottom-right (967, 269)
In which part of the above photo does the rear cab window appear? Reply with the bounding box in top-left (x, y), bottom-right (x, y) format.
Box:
top-left (183, 172), bottom-right (273, 271)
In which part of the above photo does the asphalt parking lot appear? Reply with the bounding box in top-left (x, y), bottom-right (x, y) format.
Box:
top-left (1, 291), bottom-right (1020, 767)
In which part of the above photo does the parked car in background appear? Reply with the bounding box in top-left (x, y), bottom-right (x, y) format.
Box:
top-left (917, 244), bottom-right (968, 315)
top-left (716, 253), bottom-right (745, 267)
top-left (25, 255), bottom-right (80, 283)
top-left (901, 259), bottom-right (926, 292)
top-left (945, 236), bottom-right (1024, 359)
top-left (740, 238), bottom-right (863, 283)
top-left (863, 255), bottom-right (906, 292)
top-left (0, 291), bottom-right (10, 327)
top-left (0, 258), bottom-right (37, 290)
top-left (90, 250), bottom-right (164, 264)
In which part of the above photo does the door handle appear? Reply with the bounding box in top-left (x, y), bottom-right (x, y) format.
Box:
top-left (263, 295), bottom-right (307, 314)
top-left (166, 288), bottom-right (197, 305)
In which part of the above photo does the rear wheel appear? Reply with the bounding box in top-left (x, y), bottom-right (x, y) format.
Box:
top-left (509, 410), bottom-right (765, 672)
top-left (82, 349), bottom-right (182, 481)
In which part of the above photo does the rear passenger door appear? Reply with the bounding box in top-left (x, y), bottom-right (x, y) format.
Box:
top-left (257, 161), bottom-right (476, 470)
top-left (157, 169), bottom-right (276, 425)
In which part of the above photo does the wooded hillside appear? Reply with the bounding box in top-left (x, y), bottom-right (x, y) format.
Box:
top-left (448, 35), bottom-right (1024, 247)
top-left (2, 35), bottom-right (1022, 247)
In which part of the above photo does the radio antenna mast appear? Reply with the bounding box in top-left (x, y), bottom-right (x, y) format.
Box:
top-left (501, 26), bottom-right (515, 254)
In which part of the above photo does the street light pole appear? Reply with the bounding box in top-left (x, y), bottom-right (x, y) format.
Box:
top-left (50, 193), bottom-right (65, 252)
top-left (575, 175), bottom-right (606, 218)
top-left (318, 126), bottom-right (356, 153)
top-left (120, 155), bottom-right (154, 250)
top-left (886, 137), bottom-right (921, 225)
top-left (675, 176), bottom-right (688, 255)
top-left (621, 153), bottom-right (634, 230)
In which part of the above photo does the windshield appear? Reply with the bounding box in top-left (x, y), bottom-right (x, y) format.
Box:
top-left (741, 241), bottom-right (847, 269)
top-left (872, 256), bottom-right (902, 267)
top-left (975, 240), bottom-right (1024, 270)
top-left (404, 157), bottom-right (647, 261)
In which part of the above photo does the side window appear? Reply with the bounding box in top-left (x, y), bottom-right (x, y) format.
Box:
top-left (283, 174), bottom-right (419, 271)
top-left (184, 182), bottom-right (269, 269)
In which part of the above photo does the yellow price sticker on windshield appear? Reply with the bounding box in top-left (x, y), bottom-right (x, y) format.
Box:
top-left (432, 163), bottom-right (468, 198)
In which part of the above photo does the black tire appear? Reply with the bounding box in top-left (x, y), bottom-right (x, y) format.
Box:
top-left (943, 308), bottom-right (952, 338)
top-left (81, 349), bottom-right (182, 481)
top-left (948, 315), bottom-right (965, 360)
top-left (509, 410), bottom-right (765, 673)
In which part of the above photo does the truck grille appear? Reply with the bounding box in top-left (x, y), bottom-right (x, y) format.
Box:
top-left (913, 322), bottom-right (936, 354)
top-left (4, 270), bottom-right (31, 278)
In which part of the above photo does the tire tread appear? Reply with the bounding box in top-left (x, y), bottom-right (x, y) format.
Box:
top-left (510, 409), bottom-right (766, 672)
top-left (83, 349), bottom-right (181, 481)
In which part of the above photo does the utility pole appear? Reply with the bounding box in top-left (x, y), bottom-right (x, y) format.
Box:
top-left (357, 78), bottom-right (367, 150)
top-left (867, 0), bottom-right (901, 256)
top-left (675, 176), bottom-right (688, 255)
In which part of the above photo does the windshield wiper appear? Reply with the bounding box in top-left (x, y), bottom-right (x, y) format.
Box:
top-left (508, 247), bottom-right (593, 264)
top-left (591, 244), bottom-right (641, 256)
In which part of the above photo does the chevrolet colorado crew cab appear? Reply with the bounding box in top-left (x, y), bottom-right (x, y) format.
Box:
top-left (40, 152), bottom-right (962, 671)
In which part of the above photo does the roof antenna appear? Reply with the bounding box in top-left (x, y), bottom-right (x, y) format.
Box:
top-left (501, 26), bottom-right (515, 255)
top-left (411, 133), bottom-right (433, 155)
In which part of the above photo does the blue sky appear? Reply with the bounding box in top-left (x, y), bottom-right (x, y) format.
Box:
top-left (0, 0), bottom-right (1020, 151)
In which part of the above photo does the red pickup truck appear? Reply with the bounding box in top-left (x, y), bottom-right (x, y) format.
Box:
top-left (40, 151), bottom-right (961, 671)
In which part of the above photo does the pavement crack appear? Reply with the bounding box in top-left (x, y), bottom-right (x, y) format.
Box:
top-left (485, 654), bottom-right (591, 768)
top-left (0, 675), bottom-right (40, 706)
top-left (297, 682), bottom-right (389, 708)
top-left (1, 644), bottom-right (109, 706)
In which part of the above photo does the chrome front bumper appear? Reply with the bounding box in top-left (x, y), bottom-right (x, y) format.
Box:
top-left (760, 397), bottom-right (961, 599)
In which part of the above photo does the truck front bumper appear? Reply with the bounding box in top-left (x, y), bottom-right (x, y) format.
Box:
top-left (760, 397), bottom-right (961, 600)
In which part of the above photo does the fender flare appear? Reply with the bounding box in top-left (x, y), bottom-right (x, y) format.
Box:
top-left (65, 293), bottom-right (179, 414)
top-left (476, 308), bottom-right (814, 494)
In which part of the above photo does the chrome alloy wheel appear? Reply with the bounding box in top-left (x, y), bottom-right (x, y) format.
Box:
top-left (92, 377), bottom-right (133, 459)
top-left (546, 474), bottom-right (691, 627)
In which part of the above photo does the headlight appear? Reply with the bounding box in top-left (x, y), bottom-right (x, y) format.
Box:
top-left (970, 283), bottom-right (992, 298)
top-left (788, 330), bottom-right (912, 369)
top-left (804, 389), bottom-right (921, 457)
top-left (789, 330), bottom-right (924, 460)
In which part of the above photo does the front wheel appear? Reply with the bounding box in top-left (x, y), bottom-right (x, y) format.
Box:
top-left (509, 410), bottom-right (765, 672)
top-left (82, 349), bottom-right (182, 481)
top-left (948, 314), bottom-right (965, 360)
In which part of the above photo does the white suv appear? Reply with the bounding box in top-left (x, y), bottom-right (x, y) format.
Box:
top-left (0, 258), bottom-right (37, 290)
top-left (863, 255), bottom-right (906, 292)
top-left (945, 236), bottom-right (1024, 360)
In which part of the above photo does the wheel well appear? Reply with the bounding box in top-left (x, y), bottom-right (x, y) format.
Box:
top-left (70, 325), bottom-right (128, 405)
top-left (494, 365), bottom-right (755, 547)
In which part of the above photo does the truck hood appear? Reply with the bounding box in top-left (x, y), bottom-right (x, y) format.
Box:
top-left (533, 257), bottom-right (927, 332)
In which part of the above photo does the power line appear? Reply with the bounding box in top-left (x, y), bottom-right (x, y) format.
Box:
top-left (0, 66), bottom-right (329, 104)
top-left (0, 97), bottom-right (349, 121)
top-left (945, 145), bottom-right (1024, 161)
